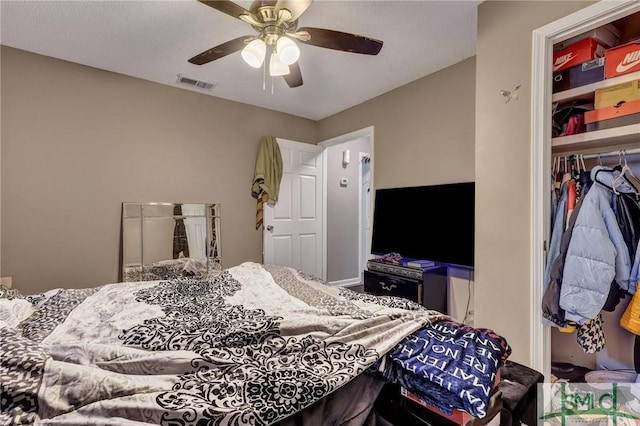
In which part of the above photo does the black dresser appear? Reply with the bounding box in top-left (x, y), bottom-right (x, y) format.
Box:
top-left (363, 261), bottom-right (448, 314)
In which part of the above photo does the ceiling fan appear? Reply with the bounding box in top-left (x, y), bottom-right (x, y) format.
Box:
top-left (188, 0), bottom-right (384, 88)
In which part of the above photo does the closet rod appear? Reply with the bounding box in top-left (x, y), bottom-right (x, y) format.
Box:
top-left (555, 147), bottom-right (640, 160)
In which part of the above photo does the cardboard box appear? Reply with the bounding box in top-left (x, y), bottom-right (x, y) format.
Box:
top-left (557, 24), bottom-right (621, 50)
top-left (401, 387), bottom-right (473, 425)
top-left (584, 98), bottom-right (640, 123)
top-left (594, 79), bottom-right (640, 109)
top-left (553, 38), bottom-right (606, 73)
top-left (553, 57), bottom-right (605, 93)
top-left (586, 112), bottom-right (640, 132)
top-left (605, 40), bottom-right (640, 78)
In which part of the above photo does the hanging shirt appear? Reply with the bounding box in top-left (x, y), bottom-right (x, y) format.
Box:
top-left (566, 180), bottom-right (577, 230)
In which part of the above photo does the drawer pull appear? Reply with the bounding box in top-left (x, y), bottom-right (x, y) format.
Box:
top-left (380, 282), bottom-right (397, 291)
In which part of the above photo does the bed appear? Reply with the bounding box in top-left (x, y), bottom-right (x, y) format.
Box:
top-left (1, 261), bottom-right (510, 426)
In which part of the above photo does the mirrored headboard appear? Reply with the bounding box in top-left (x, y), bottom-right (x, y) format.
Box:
top-left (121, 202), bottom-right (221, 281)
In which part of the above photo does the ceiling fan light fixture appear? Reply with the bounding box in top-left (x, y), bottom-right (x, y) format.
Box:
top-left (276, 36), bottom-right (300, 65)
top-left (269, 52), bottom-right (290, 76)
top-left (241, 39), bottom-right (266, 68)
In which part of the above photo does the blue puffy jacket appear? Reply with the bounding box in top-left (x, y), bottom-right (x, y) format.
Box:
top-left (630, 241), bottom-right (640, 294)
top-left (559, 166), bottom-right (634, 324)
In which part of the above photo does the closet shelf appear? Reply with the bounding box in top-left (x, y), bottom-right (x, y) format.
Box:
top-left (552, 123), bottom-right (640, 153)
top-left (552, 69), bottom-right (640, 153)
top-left (552, 70), bottom-right (640, 105)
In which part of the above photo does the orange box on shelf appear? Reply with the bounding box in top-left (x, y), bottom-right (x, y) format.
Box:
top-left (604, 40), bottom-right (640, 78)
top-left (584, 98), bottom-right (640, 124)
top-left (553, 37), bottom-right (606, 73)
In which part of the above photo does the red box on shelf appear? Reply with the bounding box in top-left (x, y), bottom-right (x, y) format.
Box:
top-left (604, 40), bottom-right (640, 78)
top-left (553, 37), bottom-right (606, 73)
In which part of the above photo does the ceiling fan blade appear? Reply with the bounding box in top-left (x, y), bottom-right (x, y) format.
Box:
top-left (283, 62), bottom-right (303, 88)
top-left (188, 36), bottom-right (252, 65)
top-left (296, 27), bottom-right (383, 55)
top-left (275, 0), bottom-right (312, 21)
top-left (198, 0), bottom-right (257, 22)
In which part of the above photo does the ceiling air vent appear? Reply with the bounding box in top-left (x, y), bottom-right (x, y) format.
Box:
top-left (177, 74), bottom-right (217, 91)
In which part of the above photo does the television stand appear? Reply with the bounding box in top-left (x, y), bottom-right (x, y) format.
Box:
top-left (364, 260), bottom-right (448, 314)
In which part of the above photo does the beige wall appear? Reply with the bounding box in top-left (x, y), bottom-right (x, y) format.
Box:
top-left (474, 1), bottom-right (594, 366)
top-left (325, 136), bottom-right (371, 283)
top-left (1, 46), bottom-right (317, 294)
top-left (2, 46), bottom-right (477, 296)
top-left (318, 56), bottom-right (477, 189)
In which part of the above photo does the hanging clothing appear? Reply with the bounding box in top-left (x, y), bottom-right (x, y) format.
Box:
top-left (251, 136), bottom-right (283, 229)
top-left (579, 169), bottom-right (594, 198)
top-left (542, 195), bottom-right (585, 327)
top-left (565, 180), bottom-right (577, 230)
top-left (623, 193), bottom-right (640, 294)
top-left (616, 192), bottom-right (640, 260)
top-left (542, 160), bottom-right (597, 327)
top-left (576, 313), bottom-right (606, 354)
top-left (544, 182), bottom-right (568, 291)
top-left (173, 204), bottom-right (189, 259)
top-left (559, 166), bottom-right (634, 324)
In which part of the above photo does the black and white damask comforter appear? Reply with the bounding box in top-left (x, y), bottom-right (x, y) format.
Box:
top-left (1, 262), bottom-right (456, 426)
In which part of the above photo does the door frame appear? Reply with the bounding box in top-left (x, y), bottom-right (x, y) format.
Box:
top-left (359, 151), bottom-right (372, 284)
top-left (318, 126), bottom-right (374, 284)
top-left (530, 0), bottom-right (640, 379)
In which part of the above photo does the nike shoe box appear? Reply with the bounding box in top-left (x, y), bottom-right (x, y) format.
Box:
top-left (553, 37), bottom-right (606, 73)
top-left (604, 40), bottom-right (640, 78)
top-left (553, 57), bottom-right (605, 93)
top-left (594, 78), bottom-right (640, 109)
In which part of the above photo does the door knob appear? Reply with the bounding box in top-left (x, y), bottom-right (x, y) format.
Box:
top-left (266, 225), bottom-right (274, 231)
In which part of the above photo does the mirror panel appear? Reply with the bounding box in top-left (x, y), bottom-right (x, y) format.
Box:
top-left (122, 202), bottom-right (221, 281)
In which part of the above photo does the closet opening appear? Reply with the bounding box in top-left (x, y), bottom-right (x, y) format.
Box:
top-left (547, 149), bottom-right (640, 381)
top-left (530, 0), bottom-right (640, 381)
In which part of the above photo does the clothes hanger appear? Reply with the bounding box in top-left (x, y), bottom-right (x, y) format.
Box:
top-left (611, 150), bottom-right (640, 198)
top-left (593, 157), bottom-right (618, 193)
top-left (571, 155), bottom-right (581, 180)
top-left (614, 150), bottom-right (623, 172)
top-left (617, 150), bottom-right (640, 193)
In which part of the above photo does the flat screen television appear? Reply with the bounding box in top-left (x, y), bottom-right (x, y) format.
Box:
top-left (370, 182), bottom-right (475, 268)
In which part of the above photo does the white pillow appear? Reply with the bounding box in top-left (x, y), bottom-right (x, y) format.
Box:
top-left (0, 298), bottom-right (36, 328)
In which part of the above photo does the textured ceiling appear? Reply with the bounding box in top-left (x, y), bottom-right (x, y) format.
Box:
top-left (0, 0), bottom-right (482, 120)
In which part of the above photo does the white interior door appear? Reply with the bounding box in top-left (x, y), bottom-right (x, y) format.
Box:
top-left (263, 138), bottom-right (324, 279)
top-left (182, 203), bottom-right (207, 262)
